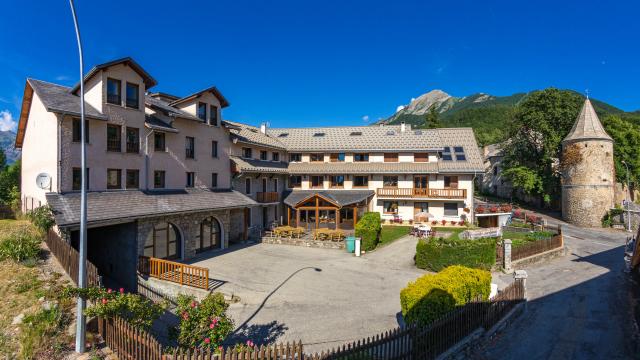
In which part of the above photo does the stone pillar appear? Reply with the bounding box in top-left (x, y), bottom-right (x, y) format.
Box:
top-left (503, 239), bottom-right (512, 273)
top-left (514, 269), bottom-right (528, 301)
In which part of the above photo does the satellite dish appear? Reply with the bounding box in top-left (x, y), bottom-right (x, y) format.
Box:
top-left (36, 173), bottom-right (51, 190)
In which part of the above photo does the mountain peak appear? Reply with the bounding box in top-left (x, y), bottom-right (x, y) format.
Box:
top-left (397, 89), bottom-right (452, 115)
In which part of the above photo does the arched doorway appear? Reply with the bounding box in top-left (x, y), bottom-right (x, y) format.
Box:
top-left (197, 217), bottom-right (221, 253)
top-left (143, 222), bottom-right (182, 260)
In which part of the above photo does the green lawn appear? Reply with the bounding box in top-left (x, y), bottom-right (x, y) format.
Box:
top-left (379, 226), bottom-right (412, 247)
top-left (502, 230), bottom-right (555, 248)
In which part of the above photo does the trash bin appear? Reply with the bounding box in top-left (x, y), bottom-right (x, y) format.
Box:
top-left (345, 236), bottom-right (356, 253)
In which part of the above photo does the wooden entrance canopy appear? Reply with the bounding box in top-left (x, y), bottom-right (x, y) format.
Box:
top-left (283, 190), bottom-right (374, 230)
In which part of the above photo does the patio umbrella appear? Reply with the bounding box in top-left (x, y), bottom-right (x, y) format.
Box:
top-left (415, 212), bottom-right (434, 221)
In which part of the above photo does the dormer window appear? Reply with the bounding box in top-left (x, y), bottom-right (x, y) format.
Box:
top-left (354, 153), bottom-right (369, 162)
top-left (125, 82), bottom-right (139, 109)
top-left (260, 150), bottom-right (268, 160)
top-left (106, 78), bottom-right (121, 105)
top-left (242, 147), bottom-right (252, 159)
top-left (289, 153), bottom-right (301, 162)
top-left (209, 105), bottom-right (218, 126)
top-left (197, 102), bottom-right (207, 121)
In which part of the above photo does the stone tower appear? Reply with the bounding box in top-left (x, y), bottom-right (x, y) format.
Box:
top-left (561, 98), bottom-right (614, 227)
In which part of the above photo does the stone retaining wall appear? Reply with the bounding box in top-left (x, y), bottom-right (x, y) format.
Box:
top-left (261, 236), bottom-right (345, 249)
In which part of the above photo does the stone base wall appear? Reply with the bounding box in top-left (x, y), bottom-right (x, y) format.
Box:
top-left (137, 209), bottom-right (232, 261)
top-left (562, 185), bottom-right (613, 227)
top-left (261, 236), bottom-right (345, 250)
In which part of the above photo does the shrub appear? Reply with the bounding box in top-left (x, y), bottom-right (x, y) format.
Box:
top-left (63, 286), bottom-right (165, 329)
top-left (441, 219), bottom-right (447, 226)
top-left (400, 265), bottom-right (491, 325)
top-left (26, 205), bottom-right (55, 232)
top-left (172, 293), bottom-right (234, 350)
top-left (355, 212), bottom-right (381, 251)
top-left (415, 237), bottom-right (497, 272)
top-left (20, 307), bottom-right (70, 359)
top-left (450, 221), bottom-right (457, 226)
top-left (0, 223), bottom-right (42, 262)
top-left (431, 220), bottom-right (438, 226)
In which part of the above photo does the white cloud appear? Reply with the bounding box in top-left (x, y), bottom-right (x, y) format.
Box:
top-left (55, 75), bottom-right (71, 81)
top-left (396, 105), bottom-right (405, 112)
top-left (362, 115), bottom-right (370, 122)
top-left (0, 110), bottom-right (17, 132)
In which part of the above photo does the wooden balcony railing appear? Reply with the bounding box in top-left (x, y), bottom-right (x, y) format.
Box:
top-left (138, 256), bottom-right (209, 289)
top-left (257, 191), bottom-right (279, 203)
top-left (376, 188), bottom-right (467, 199)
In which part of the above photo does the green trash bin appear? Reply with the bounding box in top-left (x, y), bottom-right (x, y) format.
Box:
top-left (345, 236), bottom-right (356, 253)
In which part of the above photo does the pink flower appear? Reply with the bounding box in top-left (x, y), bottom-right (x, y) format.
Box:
top-left (190, 301), bottom-right (197, 308)
top-left (246, 340), bottom-right (254, 347)
top-left (204, 338), bottom-right (211, 344)
top-left (212, 318), bottom-right (218, 325)
top-left (218, 346), bottom-right (223, 351)
top-left (119, 288), bottom-right (124, 294)
top-left (209, 323), bottom-right (215, 329)
top-left (101, 298), bottom-right (107, 305)
top-left (181, 312), bottom-right (189, 320)
top-left (107, 289), bottom-right (112, 294)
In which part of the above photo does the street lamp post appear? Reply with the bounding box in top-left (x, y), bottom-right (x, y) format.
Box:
top-left (69, 0), bottom-right (88, 353)
top-left (622, 160), bottom-right (632, 232)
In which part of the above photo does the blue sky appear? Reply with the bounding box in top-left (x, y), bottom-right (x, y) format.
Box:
top-left (1, 0), bottom-right (639, 131)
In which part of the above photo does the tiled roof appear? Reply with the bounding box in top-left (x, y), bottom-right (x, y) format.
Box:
top-left (230, 156), bottom-right (289, 173)
top-left (28, 79), bottom-right (106, 120)
top-left (283, 190), bottom-right (374, 207)
top-left (224, 121), bottom-right (287, 150)
top-left (563, 99), bottom-right (613, 143)
top-left (436, 128), bottom-right (484, 173)
top-left (145, 115), bottom-right (178, 133)
top-left (145, 95), bottom-right (201, 121)
top-left (287, 161), bottom-right (440, 174)
top-left (46, 189), bottom-right (257, 227)
top-left (70, 57), bottom-right (157, 93)
top-left (169, 86), bottom-right (230, 108)
top-left (267, 125), bottom-right (443, 152)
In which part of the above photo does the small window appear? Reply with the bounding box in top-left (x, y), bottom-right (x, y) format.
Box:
top-left (441, 146), bottom-right (453, 161)
top-left (185, 137), bottom-right (195, 159)
top-left (154, 170), bottom-right (165, 189)
top-left (330, 153), bottom-right (345, 162)
top-left (260, 150), bottom-right (268, 161)
top-left (212, 140), bottom-right (218, 158)
top-left (330, 175), bottom-right (345, 188)
top-left (353, 175), bottom-right (369, 187)
top-left (383, 176), bottom-right (398, 187)
top-left (211, 173), bottom-right (218, 188)
top-left (383, 201), bottom-right (398, 214)
top-left (444, 176), bottom-right (459, 189)
top-left (126, 127), bottom-right (140, 153)
top-left (242, 147), bottom-right (252, 159)
top-left (186, 172), bottom-right (195, 188)
top-left (197, 102), bottom-right (207, 121)
top-left (350, 131), bottom-right (362, 136)
top-left (414, 130), bottom-right (423, 135)
top-left (107, 169), bottom-right (122, 189)
top-left (354, 153), bottom-right (369, 162)
top-left (209, 105), bottom-right (218, 126)
top-left (125, 82), bottom-right (139, 109)
top-left (414, 153), bottom-right (429, 162)
top-left (313, 132), bottom-right (325, 137)
top-left (272, 152), bottom-right (280, 161)
top-left (245, 178), bottom-right (251, 194)
top-left (310, 153), bottom-right (324, 162)
top-left (72, 118), bottom-right (89, 143)
top-left (278, 133), bottom-right (289, 138)
top-left (288, 175), bottom-right (302, 188)
top-left (289, 153), bottom-right (301, 162)
top-left (454, 146), bottom-right (466, 161)
top-left (154, 133), bottom-right (165, 151)
top-left (106, 78), bottom-right (121, 105)
top-left (311, 175), bottom-right (324, 188)
top-left (72, 167), bottom-right (89, 191)
top-left (385, 130), bottom-right (395, 136)
top-left (107, 124), bottom-right (121, 152)
top-left (126, 169), bottom-right (139, 189)
top-left (273, 178), bottom-right (279, 191)
top-left (384, 153), bottom-right (398, 162)
top-left (444, 203), bottom-right (458, 216)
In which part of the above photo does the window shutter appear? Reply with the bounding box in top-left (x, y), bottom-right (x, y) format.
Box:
top-left (450, 176), bottom-right (458, 189)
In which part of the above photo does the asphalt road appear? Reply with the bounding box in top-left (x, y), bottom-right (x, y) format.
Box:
top-left (477, 222), bottom-right (638, 359)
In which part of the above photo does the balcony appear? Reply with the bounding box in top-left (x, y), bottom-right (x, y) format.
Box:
top-left (257, 191), bottom-right (279, 203)
top-left (376, 188), bottom-right (467, 199)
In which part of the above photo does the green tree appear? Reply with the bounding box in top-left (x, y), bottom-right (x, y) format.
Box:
top-left (502, 88), bottom-right (583, 203)
top-left (0, 148), bottom-right (6, 170)
top-left (424, 105), bottom-right (442, 129)
top-left (603, 114), bottom-right (640, 187)
top-left (0, 159), bottom-right (20, 205)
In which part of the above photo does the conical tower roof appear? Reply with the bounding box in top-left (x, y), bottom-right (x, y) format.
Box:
top-left (563, 98), bottom-right (613, 143)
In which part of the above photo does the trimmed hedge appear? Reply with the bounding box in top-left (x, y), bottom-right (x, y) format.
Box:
top-left (400, 265), bottom-right (491, 325)
top-left (415, 237), bottom-right (497, 272)
top-left (355, 212), bottom-right (381, 251)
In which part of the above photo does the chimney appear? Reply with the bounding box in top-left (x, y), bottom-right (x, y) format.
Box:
top-left (401, 121), bottom-right (406, 133)
top-left (260, 123), bottom-right (267, 134)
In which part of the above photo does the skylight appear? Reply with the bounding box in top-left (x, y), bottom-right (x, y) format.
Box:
top-left (350, 131), bottom-right (362, 136)
top-left (385, 130), bottom-right (396, 136)
top-left (441, 146), bottom-right (453, 161)
top-left (414, 130), bottom-right (423, 135)
top-left (454, 146), bottom-right (466, 161)
top-left (278, 133), bottom-right (289, 137)
top-left (313, 132), bottom-right (326, 137)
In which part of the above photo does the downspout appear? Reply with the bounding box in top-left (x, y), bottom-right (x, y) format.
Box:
top-left (471, 171), bottom-right (478, 225)
top-left (144, 129), bottom-right (154, 190)
top-left (57, 117), bottom-right (63, 193)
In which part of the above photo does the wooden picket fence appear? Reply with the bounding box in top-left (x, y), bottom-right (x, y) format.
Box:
top-left (511, 234), bottom-right (563, 261)
top-left (100, 280), bottom-right (525, 360)
top-left (45, 228), bottom-right (100, 286)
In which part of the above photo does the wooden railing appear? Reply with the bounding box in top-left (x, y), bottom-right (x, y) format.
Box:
top-left (138, 256), bottom-right (209, 290)
top-left (46, 228), bottom-right (100, 287)
top-left (257, 191), bottom-right (279, 203)
top-left (376, 188), bottom-right (467, 199)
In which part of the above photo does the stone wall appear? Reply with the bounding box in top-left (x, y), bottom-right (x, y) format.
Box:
top-left (261, 236), bottom-right (345, 249)
top-left (137, 209), bottom-right (232, 261)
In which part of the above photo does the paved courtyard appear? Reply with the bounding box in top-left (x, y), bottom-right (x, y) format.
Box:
top-left (190, 236), bottom-right (425, 353)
